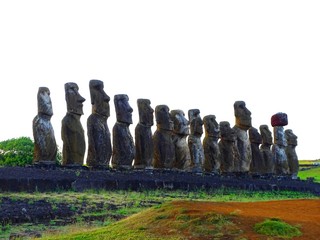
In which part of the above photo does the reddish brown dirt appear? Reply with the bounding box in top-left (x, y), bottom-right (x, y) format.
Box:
top-left (170, 199), bottom-right (320, 240)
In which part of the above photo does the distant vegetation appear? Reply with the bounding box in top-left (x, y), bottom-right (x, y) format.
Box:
top-left (298, 166), bottom-right (320, 182)
top-left (0, 137), bottom-right (34, 166)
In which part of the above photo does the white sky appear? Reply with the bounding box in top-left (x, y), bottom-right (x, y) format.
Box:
top-left (0, 1), bottom-right (319, 160)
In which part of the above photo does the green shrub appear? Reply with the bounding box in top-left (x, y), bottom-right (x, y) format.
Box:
top-left (254, 218), bottom-right (301, 238)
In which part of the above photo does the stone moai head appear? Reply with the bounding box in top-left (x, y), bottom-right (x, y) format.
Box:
top-left (249, 127), bottom-right (262, 144)
top-left (220, 121), bottom-right (236, 141)
top-left (170, 109), bottom-right (189, 136)
top-left (65, 82), bottom-right (86, 115)
top-left (114, 94), bottom-right (133, 124)
top-left (260, 125), bottom-right (273, 145)
top-left (285, 129), bottom-right (298, 146)
top-left (137, 98), bottom-right (154, 127)
top-left (37, 87), bottom-right (53, 117)
top-left (203, 115), bottom-right (219, 139)
top-left (89, 79), bottom-right (110, 117)
top-left (188, 109), bottom-right (203, 136)
top-left (155, 105), bottom-right (173, 131)
top-left (234, 101), bottom-right (252, 130)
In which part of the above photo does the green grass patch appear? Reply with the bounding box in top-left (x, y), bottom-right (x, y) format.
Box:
top-left (254, 218), bottom-right (301, 238)
top-left (298, 166), bottom-right (320, 182)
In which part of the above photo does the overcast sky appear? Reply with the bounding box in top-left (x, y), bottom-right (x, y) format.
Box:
top-left (0, 1), bottom-right (319, 160)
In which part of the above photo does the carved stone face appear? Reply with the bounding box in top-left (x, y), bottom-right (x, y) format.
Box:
top-left (89, 80), bottom-right (110, 117)
top-left (234, 101), bottom-right (252, 130)
top-left (114, 94), bottom-right (133, 124)
top-left (38, 87), bottom-right (53, 116)
top-left (273, 126), bottom-right (287, 147)
top-left (203, 115), bottom-right (219, 138)
top-left (249, 127), bottom-right (262, 144)
top-left (137, 99), bottom-right (154, 127)
top-left (155, 105), bottom-right (173, 131)
top-left (260, 125), bottom-right (273, 145)
top-left (220, 121), bottom-right (236, 141)
top-left (285, 129), bottom-right (298, 146)
top-left (65, 82), bottom-right (85, 115)
top-left (170, 110), bottom-right (189, 135)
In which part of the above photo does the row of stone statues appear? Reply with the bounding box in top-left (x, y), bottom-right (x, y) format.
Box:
top-left (32, 80), bottom-right (299, 178)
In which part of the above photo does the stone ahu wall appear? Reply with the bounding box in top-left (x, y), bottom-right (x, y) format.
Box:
top-left (32, 80), bottom-right (299, 179)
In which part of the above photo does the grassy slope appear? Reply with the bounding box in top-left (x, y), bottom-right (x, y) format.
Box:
top-left (298, 166), bottom-right (320, 182)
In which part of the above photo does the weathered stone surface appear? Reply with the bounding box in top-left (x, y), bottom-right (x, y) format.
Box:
top-left (188, 109), bottom-right (204, 173)
top-left (61, 83), bottom-right (86, 166)
top-left (86, 80), bottom-right (112, 168)
top-left (219, 121), bottom-right (239, 173)
top-left (285, 129), bottom-right (299, 178)
top-left (202, 115), bottom-right (221, 174)
top-left (249, 127), bottom-right (263, 173)
top-left (111, 94), bottom-right (135, 170)
top-left (271, 112), bottom-right (288, 127)
top-left (170, 109), bottom-right (191, 170)
top-left (33, 87), bottom-right (57, 164)
top-left (259, 124), bottom-right (275, 174)
top-left (233, 101), bottom-right (252, 172)
top-left (272, 126), bottom-right (289, 175)
top-left (152, 105), bottom-right (175, 169)
top-left (134, 99), bottom-right (154, 169)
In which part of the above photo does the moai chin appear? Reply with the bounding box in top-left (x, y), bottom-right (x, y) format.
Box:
top-left (285, 129), bottom-right (299, 179)
top-left (152, 105), bottom-right (175, 169)
top-left (233, 101), bottom-right (252, 173)
top-left (111, 94), bottom-right (135, 170)
top-left (271, 112), bottom-right (289, 175)
top-left (134, 99), bottom-right (154, 169)
top-left (61, 82), bottom-right (86, 166)
top-left (188, 109), bottom-right (204, 173)
top-left (33, 87), bottom-right (57, 164)
top-left (170, 109), bottom-right (191, 170)
top-left (248, 127), bottom-right (263, 174)
top-left (202, 115), bottom-right (221, 174)
top-left (259, 124), bottom-right (275, 174)
top-left (86, 80), bottom-right (112, 168)
top-left (219, 121), bottom-right (239, 173)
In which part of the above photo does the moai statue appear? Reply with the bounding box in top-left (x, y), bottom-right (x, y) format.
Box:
top-left (271, 112), bottom-right (289, 175)
top-left (188, 109), bottom-right (204, 173)
top-left (134, 99), bottom-right (154, 169)
top-left (86, 80), bottom-right (112, 168)
top-left (285, 129), bottom-right (299, 179)
top-left (111, 94), bottom-right (135, 170)
top-left (259, 124), bottom-right (274, 174)
top-left (33, 87), bottom-right (57, 164)
top-left (233, 101), bottom-right (252, 173)
top-left (248, 127), bottom-right (263, 174)
top-left (219, 121), bottom-right (240, 173)
top-left (170, 109), bottom-right (191, 170)
top-left (202, 115), bottom-right (221, 174)
top-left (61, 82), bottom-right (86, 166)
top-left (152, 105), bottom-right (175, 169)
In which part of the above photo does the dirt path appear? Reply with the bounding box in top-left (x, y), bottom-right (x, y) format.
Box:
top-left (172, 199), bottom-right (320, 239)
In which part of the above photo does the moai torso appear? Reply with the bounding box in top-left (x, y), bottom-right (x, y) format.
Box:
top-left (219, 121), bottom-right (240, 173)
top-left (249, 127), bottom-right (263, 174)
top-left (61, 83), bottom-right (86, 166)
top-left (188, 109), bottom-right (204, 173)
top-left (111, 94), bottom-right (135, 170)
top-left (170, 109), bottom-right (191, 170)
top-left (259, 124), bottom-right (274, 174)
top-left (86, 80), bottom-right (112, 168)
top-left (152, 105), bottom-right (175, 169)
top-left (285, 129), bottom-right (299, 178)
top-left (202, 115), bottom-right (221, 174)
top-left (233, 101), bottom-right (252, 172)
top-left (134, 99), bottom-right (154, 169)
top-left (33, 87), bottom-right (57, 164)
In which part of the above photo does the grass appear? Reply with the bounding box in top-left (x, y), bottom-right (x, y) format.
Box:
top-left (254, 218), bottom-right (302, 238)
top-left (298, 166), bottom-right (320, 182)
